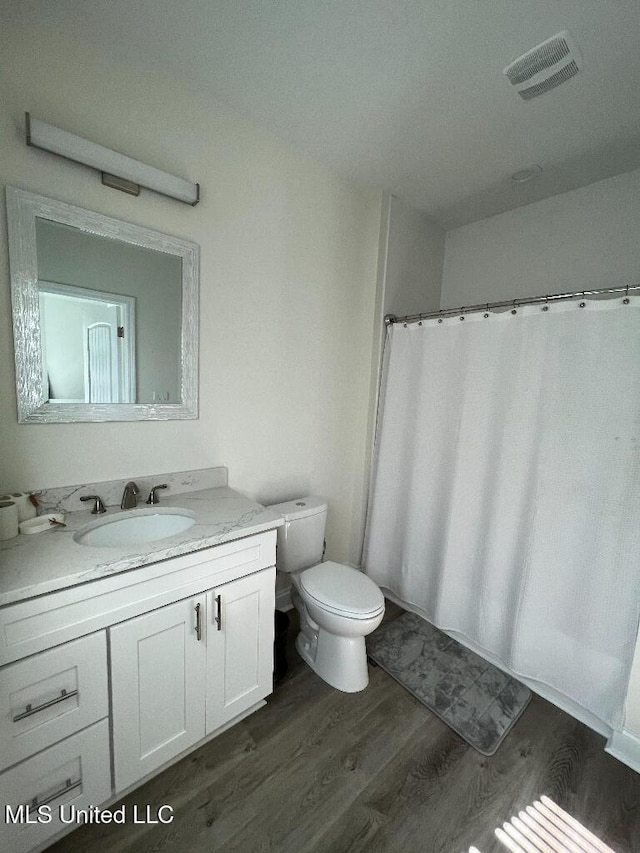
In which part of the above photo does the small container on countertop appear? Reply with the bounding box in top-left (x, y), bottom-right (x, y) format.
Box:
top-left (19, 514), bottom-right (66, 535)
top-left (0, 501), bottom-right (19, 540)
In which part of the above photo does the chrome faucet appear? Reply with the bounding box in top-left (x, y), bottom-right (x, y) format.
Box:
top-left (80, 494), bottom-right (106, 514)
top-left (121, 481), bottom-right (139, 510)
top-left (146, 484), bottom-right (168, 505)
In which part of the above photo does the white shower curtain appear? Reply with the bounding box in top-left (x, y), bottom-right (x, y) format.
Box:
top-left (364, 296), bottom-right (640, 727)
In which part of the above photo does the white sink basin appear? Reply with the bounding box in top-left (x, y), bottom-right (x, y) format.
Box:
top-left (73, 507), bottom-right (196, 548)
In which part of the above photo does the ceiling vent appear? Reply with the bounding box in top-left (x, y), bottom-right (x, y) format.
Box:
top-left (504, 31), bottom-right (582, 100)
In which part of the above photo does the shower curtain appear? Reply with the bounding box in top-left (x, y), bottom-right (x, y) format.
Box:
top-left (364, 296), bottom-right (640, 727)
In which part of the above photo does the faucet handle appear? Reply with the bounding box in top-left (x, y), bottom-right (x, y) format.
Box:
top-left (146, 484), bottom-right (168, 505)
top-left (80, 495), bottom-right (106, 514)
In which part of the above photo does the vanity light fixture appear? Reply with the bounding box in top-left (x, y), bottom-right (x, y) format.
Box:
top-left (25, 113), bottom-right (200, 206)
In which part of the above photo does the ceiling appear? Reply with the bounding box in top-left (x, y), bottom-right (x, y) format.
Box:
top-left (10, 0), bottom-right (640, 228)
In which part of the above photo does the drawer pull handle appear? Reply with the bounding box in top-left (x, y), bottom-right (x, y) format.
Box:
top-left (215, 594), bottom-right (222, 631)
top-left (195, 602), bottom-right (202, 641)
top-left (30, 776), bottom-right (82, 808)
top-left (13, 688), bottom-right (79, 722)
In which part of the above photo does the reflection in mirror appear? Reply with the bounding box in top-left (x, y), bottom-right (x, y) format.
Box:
top-left (6, 187), bottom-right (199, 423)
top-left (36, 219), bottom-right (182, 405)
top-left (38, 281), bottom-right (137, 404)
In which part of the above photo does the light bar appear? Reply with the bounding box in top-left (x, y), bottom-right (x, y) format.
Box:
top-left (25, 113), bottom-right (200, 206)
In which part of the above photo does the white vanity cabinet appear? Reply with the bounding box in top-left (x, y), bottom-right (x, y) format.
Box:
top-left (110, 567), bottom-right (275, 791)
top-left (0, 528), bottom-right (278, 853)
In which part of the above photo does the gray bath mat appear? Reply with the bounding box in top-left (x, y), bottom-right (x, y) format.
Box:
top-left (367, 611), bottom-right (531, 755)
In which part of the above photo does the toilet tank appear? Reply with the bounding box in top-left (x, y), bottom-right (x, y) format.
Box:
top-left (269, 497), bottom-right (328, 573)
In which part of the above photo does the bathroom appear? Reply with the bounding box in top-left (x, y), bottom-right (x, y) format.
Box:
top-left (1, 1), bottom-right (640, 851)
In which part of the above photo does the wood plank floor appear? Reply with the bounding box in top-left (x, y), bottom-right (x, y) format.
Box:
top-left (51, 615), bottom-right (640, 853)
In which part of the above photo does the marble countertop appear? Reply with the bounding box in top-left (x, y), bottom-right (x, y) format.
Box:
top-left (0, 487), bottom-right (283, 608)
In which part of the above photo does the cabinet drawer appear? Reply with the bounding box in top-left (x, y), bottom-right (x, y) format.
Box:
top-left (0, 719), bottom-right (111, 853)
top-left (0, 530), bottom-right (276, 665)
top-left (0, 631), bottom-right (108, 772)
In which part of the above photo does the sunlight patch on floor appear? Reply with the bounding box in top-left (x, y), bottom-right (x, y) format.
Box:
top-left (468, 795), bottom-right (617, 853)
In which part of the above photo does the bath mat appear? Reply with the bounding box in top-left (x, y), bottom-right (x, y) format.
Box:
top-left (367, 611), bottom-right (531, 755)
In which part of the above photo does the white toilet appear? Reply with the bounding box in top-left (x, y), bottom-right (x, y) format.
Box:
top-left (271, 497), bottom-right (385, 692)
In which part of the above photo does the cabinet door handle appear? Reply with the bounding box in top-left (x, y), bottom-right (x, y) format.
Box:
top-left (195, 602), bottom-right (202, 641)
top-left (13, 688), bottom-right (79, 723)
top-left (215, 594), bottom-right (222, 631)
top-left (30, 776), bottom-right (82, 808)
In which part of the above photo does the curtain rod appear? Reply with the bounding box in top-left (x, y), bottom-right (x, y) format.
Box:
top-left (384, 284), bottom-right (640, 327)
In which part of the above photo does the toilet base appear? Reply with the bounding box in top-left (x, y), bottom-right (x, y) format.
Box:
top-left (295, 628), bottom-right (370, 693)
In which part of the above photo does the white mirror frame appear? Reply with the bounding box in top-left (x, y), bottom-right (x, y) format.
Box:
top-left (6, 186), bottom-right (199, 423)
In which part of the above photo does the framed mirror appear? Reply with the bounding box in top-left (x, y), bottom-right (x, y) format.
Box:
top-left (6, 187), bottom-right (199, 422)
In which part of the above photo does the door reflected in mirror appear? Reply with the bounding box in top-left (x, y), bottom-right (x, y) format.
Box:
top-left (39, 282), bottom-right (136, 404)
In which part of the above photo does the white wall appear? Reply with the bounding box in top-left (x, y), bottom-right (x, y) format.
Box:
top-left (442, 169), bottom-right (640, 307)
top-left (40, 295), bottom-right (88, 400)
top-left (383, 196), bottom-right (444, 317)
top-left (350, 195), bottom-right (444, 569)
top-left (0, 20), bottom-right (382, 566)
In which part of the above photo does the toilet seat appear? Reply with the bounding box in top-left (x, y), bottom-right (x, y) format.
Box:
top-left (299, 561), bottom-right (384, 619)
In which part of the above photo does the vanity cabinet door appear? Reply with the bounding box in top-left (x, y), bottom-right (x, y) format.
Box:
top-left (205, 567), bottom-right (275, 734)
top-left (110, 596), bottom-right (206, 792)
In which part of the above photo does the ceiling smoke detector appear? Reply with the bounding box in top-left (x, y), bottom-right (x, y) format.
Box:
top-left (511, 165), bottom-right (543, 183)
top-left (504, 31), bottom-right (582, 100)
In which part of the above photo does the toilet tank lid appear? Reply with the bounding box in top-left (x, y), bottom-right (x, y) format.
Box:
top-left (268, 496), bottom-right (328, 521)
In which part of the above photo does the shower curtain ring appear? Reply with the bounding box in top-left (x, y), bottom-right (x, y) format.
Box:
top-left (624, 284), bottom-right (630, 304)
top-left (484, 303), bottom-right (490, 318)
top-left (511, 299), bottom-right (517, 315)
top-left (579, 291), bottom-right (586, 308)
top-left (542, 295), bottom-right (549, 312)
top-left (438, 309), bottom-right (444, 324)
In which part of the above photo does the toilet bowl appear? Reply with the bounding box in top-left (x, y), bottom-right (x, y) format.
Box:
top-left (270, 498), bottom-right (385, 692)
top-left (293, 561), bottom-right (384, 691)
